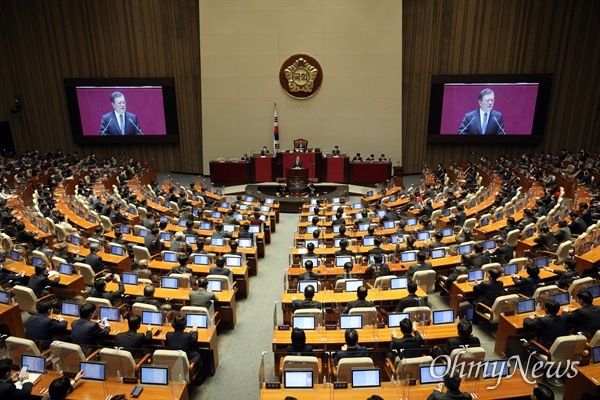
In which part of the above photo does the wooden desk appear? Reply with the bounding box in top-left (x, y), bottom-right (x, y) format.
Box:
top-left (0, 303), bottom-right (25, 337)
top-left (55, 201), bottom-right (100, 235)
top-left (565, 363), bottom-right (600, 400)
top-left (57, 243), bottom-right (132, 272)
top-left (32, 371), bottom-right (189, 399)
top-left (575, 245), bottom-right (600, 276)
top-left (2, 261), bottom-right (85, 292)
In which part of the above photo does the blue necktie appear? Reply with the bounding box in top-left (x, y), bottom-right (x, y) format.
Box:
top-left (482, 113), bottom-right (488, 135)
top-left (120, 114), bottom-right (125, 135)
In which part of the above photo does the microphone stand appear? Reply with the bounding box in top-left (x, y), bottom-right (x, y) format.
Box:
top-left (129, 118), bottom-right (144, 135)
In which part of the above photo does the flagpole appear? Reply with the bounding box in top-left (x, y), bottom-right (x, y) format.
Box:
top-left (273, 102), bottom-right (280, 153)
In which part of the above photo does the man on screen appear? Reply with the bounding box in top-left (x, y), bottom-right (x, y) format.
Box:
top-left (458, 88), bottom-right (505, 135)
top-left (99, 91), bottom-right (143, 136)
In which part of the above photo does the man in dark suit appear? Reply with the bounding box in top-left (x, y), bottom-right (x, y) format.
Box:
top-left (342, 286), bottom-right (375, 314)
top-left (25, 300), bottom-right (68, 350)
top-left (0, 358), bottom-right (33, 399)
top-left (546, 259), bottom-right (579, 289)
top-left (166, 314), bottom-right (201, 366)
top-left (458, 88), bottom-right (505, 135)
top-left (84, 243), bottom-right (106, 274)
top-left (297, 260), bottom-right (319, 282)
top-left (568, 211), bottom-right (588, 235)
top-left (208, 256), bottom-right (232, 280)
top-left (286, 328), bottom-right (314, 356)
top-left (115, 315), bottom-right (152, 358)
top-left (406, 252), bottom-right (433, 279)
top-left (427, 373), bottom-right (472, 400)
top-left (190, 277), bottom-right (219, 308)
top-left (333, 329), bottom-right (368, 364)
top-left (451, 205), bottom-right (467, 227)
top-left (471, 268), bottom-right (504, 324)
top-left (99, 91), bottom-right (142, 136)
top-left (365, 254), bottom-right (391, 279)
top-left (291, 156), bottom-right (304, 169)
top-left (534, 226), bottom-right (559, 252)
top-left (389, 318), bottom-right (424, 360)
top-left (469, 243), bottom-right (490, 269)
top-left (396, 282), bottom-right (421, 311)
top-left (89, 274), bottom-right (125, 304)
top-left (523, 299), bottom-right (568, 349)
top-left (444, 320), bottom-right (481, 354)
top-left (292, 284), bottom-right (322, 310)
top-left (564, 289), bottom-right (600, 338)
top-left (512, 265), bottom-right (541, 298)
top-left (367, 237), bottom-right (386, 256)
top-left (28, 264), bottom-right (61, 298)
top-left (490, 237), bottom-right (514, 264)
top-left (71, 303), bottom-right (111, 349)
top-left (334, 239), bottom-right (354, 256)
top-left (133, 285), bottom-right (162, 308)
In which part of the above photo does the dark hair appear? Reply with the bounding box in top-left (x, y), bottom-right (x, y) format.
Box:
top-left (532, 385), bottom-right (555, 400)
top-left (444, 372), bottom-right (462, 391)
top-left (304, 260), bottom-right (313, 270)
top-left (356, 286), bottom-right (368, 300)
top-left (373, 254), bottom-right (383, 264)
top-left (0, 358), bottom-right (12, 377)
top-left (478, 88), bottom-right (494, 101)
top-left (374, 237), bottom-right (382, 247)
top-left (216, 256), bottom-right (225, 267)
top-left (417, 251), bottom-right (426, 261)
top-left (473, 243), bottom-right (484, 254)
top-left (178, 254), bottom-right (189, 266)
top-left (198, 277), bottom-right (208, 288)
top-left (544, 299), bottom-right (560, 315)
top-left (343, 261), bottom-right (353, 271)
top-left (80, 303), bottom-right (96, 319)
top-left (48, 375), bottom-right (72, 399)
top-left (35, 264), bottom-right (47, 275)
top-left (400, 318), bottom-right (412, 334)
top-left (488, 268), bottom-right (501, 281)
top-left (526, 265), bottom-right (540, 277)
top-left (344, 328), bottom-right (359, 346)
top-left (144, 284), bottom-right (155, 297)
top-left (407, 281), bottom-right (418, 294)
top-left (94, 278), bottom-right (107, 291)
top-left (306, 242), bottom-right (315, 252)
top-left (172, 314), bottom-right (186, 331)
top-left (457, 320), bottom-right (473, 338)
top-left (128, 315), bottom-right (142, 331)
top-left (564, 259), bottom-right (577, 270)
top-left (110, 91), bottom-right (124, 103)
top-left (291, 328), bottom-right (306, 347)
top-left (303, 284), bottom-right (315, 299)
top-left (37, 299), bottom-right (53, 314)
top-left (340, 239), bottom-right (348, 248)
top-left (577, 289), bottom-right (593, 305)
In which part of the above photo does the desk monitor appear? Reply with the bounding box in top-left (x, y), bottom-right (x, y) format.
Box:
top-left (366, 191), bottom-right (374, 197)
top-left (210, 237), bottom-right (225, 247)
top-left (207, 280), bottom-right (223, 292)
top-left (142, 311), bottom-right (163, 326)
top-left (220, 201), bottom-right (230, 209)
top-left (9, 250), bottom-right (20, 261)
top-left (298, 281), bottom-right (319, 294)
top-left (161, 277), bottom-right (179, 289)
top-left (458, 244), bottom-right (472, 255)
top-left (534, 257), bottom-right (548, 268)
top-left (517, 299), bottom-right (536, 314)
top-left (468, 269), bottom-right (484, 282)
top-left (200, 222), bottom-right (212, 230)
top-left (22, 354), bottom-right (46, 374)
top-left (258, 214), bottom-right (266, 222)
top-left (465, 306), bottom-right (474, 321)
top-left (480, 217), bottom-right (490, 227)
top-left (239, 204), bottom-right (248, 211)
top-left (225, 256), bottom-right (241, 267)
top-left (432, 310), bottom-right (455, 325)
top-left (592, 346), bottom-right (600, 364)
top-left (391, 235), bottom-right (405, 244)
top-left (121, 225), bottom-right (131, 234)
top-left (390, 277), bottom-right (408, 290)
top-left (304, 239), bottom-right (319, 248)
top-left (417, 231), bottom-right (430, 241)
top-left (495, 213), bottom-right (504, 221)
top-left (88, 215), bottom-right (96, 223)
top-left (431, 248), bottom-right (446, 259)
top-left (138, 229), bottom-right (149, 238)
top-left (0, 290), bottom-right (10, 305)
top-left (377, 210), bottom-right (387, 218)
top-left (215, 189), bottom-right (223, 196)
top-left (306, 226), bottom-right (319, 235)
top-left (420, 365), bottom-right (447, 384)
top-left (332, 197), bottom-right (341, 204)
top-left (177, 219), bottom-right (187, 227)
top-left (61, 302), bottom-right (80, 317)
top-left (552, 292), bottom-right (570, 306)
top-left (587, 284), bottom-right (600, 298)
top-left (524, 228), bottom-right (534, 238)
top-left (193, 254), bottom-right (210, 265)
top-left (248, 225), bottom-right (260, 233)
top-left (260, 205), bottom-right (271, 213)
top-left (238, 238), bottom-right (253, 248)
top-left (352, 203), bottom-right (363, 210)
top-left (110, 245), bottom-right (124, 256)
top-left (362, 237), bottom-right (375, 247)
top-left (265, 198), bottom-right (275, 205)
top-left (345, 279), bottom-right (364, 292)
top-left (383, 220), bottom-right (395, 229)
top-left (506, 207), bottom-right (515, 217)
top-left (581, 242), bottom-right (593, 254)
top-left (159, 216), bottom-right (169, 223)
top-left (58, 263), bottom-right (73, 275)
top-left (332, 225), bottom-right (341, 233)
top-left (442, 209), bottom-right (451, 217)
top-left (283, 370), bottom-right (313, 389)
top-left (70, 235), bottom-right (81, 246)
top-left (389, 196), bottom-right (397, 202)
top-left (503, 263), bottom-right (518, 275)
top-left (406, 218), bottom-right (418, 227)
top-left (233, 213), bottom-right (243, 221)
top-left (162, 251), bottom-right (178, 263)
top-left (336, 256), bottom-right (354, 267)
top-left (400, 251), bottom-right (417, 263)
top-left (301, 257), bottom-right (319, 268)
top-left (352, 368), bottom-right (381, 388)
top-left (223, 224), bottom-right (235, 233)
top-left (483, 239), bottom-right (496, 250)
top-left (122, 272), bottom-right (138, 285)
top-left (483, 359), bottom-right (510, 379)
top-left (339, 315), bottom-right (362, 329)
top-left (441, 228), bottom-right (454, 237)
top-left (331, 205), bottom-right (340, 212)
top-left (140, 366), bottom-right (169, 385)
top-left (245, 195), bottom-right (254, 202)
top-left (32, 256), bottom-right (44, 267)
top-left (185, 235), bottom-right (197, 244)
top-left (469, 200), bottom-right (477, 208)
top-left (163, 201), bottom-right (171, 208)
top-left (387, 313), bottom-right (410, 327)
top-left (333, 238), bottom-right (343, 248)
top-left (292, 315), bottom-right (316, 330)
top-left (211, 211), bottom-right (221, 219)
top-left (358, 223), bottom-right (370, 232)
top-left (186, 313), bottom-right (208, 329)
top-left (99, 306), bottom-right (120, 322)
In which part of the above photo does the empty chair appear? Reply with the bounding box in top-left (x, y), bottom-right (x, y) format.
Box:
top-left (412, 270), bottom-right (436, 293)
top-left (180, 306), bottom-right (220, 328)
top-left (50, 341), bottom-right (94, 375)
top-left (51, 256), bottom-right (69, 270)
top-left (153, 349), bottom-right (199, 384)
top-left (373, 275), bottom-right (398, 289)
top-left (334, 279), bottom-right (359, 291)
top-left (349, 307), bottom-right (378, 326)
top-left (529, 334), bottom-right (587, 386)
top-left (568, 277), bottom-right (595, 299)
top-left (169, 273), bottom-right (192, 288)
top-left (32, 250), bottom-right (51, 266)
top-left (463, 218), bottom-right (477, 231)
top-left (541, 240), bottom-right (572, 266)
top-left (0, 233), bottom-right (14, 251)
top-left (137, 207), bottom-right (148, 220)
top-left (481, 262), bottom-right (502, 274)
top-left (532, 285), bottom-right (559, 304)
top-left (508, 257), bottom-right (529, 270)
top-left (55, 225), bottom-right (67, 243)
top-left (430, 209), bottom-right (442, 225)
top-left (505, 229), bottom-right (521, 247)
top-left (403, 306), bottom-right (431, 323)
top-left (207, 274), bottom-right (233, 291)
top-left (389, 355), bottom-right (433, 381)
top-left (131, 302), bottom-right (159, 318)
top-left (169, 201), bottom-right (180, 216)
top-left (99, 215), bottom-right (113, 232)
top-left (132, 245), bottom-right (152, 264)
top-left (85, 296), bottom-right (112, 309)
top-left (99, 348), bottom-right (150, 378)
top-left (475, 294), bottom-right (519, 325)
top-left (13, 285), bottom-right (55, 314)
top-left (335, 357), bottom-right (373, 383)
top-left (74, 262), bottom-right (104, 293)
top-left (281, 355), bottom-right (322, 384)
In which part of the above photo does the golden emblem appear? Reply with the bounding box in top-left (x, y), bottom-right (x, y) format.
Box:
top-left (284, 58), bottom-right (319, 93)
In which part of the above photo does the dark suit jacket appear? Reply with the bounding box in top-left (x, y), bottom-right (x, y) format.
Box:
top-left (512, 275), bottom-right (540, 298)
top-left (208, 266), bottom-right (232, 279)
top-left (396, 294), bottom-right (421, 312)
top-left (565, 304), bottom-right (600, 337)
top-left (427, 389), bottom-right (472, 399)
top-left (342, 299), bottom-right (375, 314)
top-left (100, 111), bottom-right (141, 136)
top-left (444, 336), bottom-right (481, 355)
top-left (458, 109), bottom-right (504, 135)
top-left (523, 314), bottom-right (568, 349)
top-left (71, 318), bottom-right (110, 346)
top-left (89, 281), bottom-right (125, 303)
top-left (291, 299), bottom-right (322, 310)
top-left (297, 272), bottom-right (319, 281)
top-left (291, 161), bottom-right (304, 168)
top-left (568, 217), bottom-right (588, 235)
top-left (472, 280), bottom-right (504, 307)
top-left (334, 344), bottom-right (368, 364)
top-left (365, 263), bottom-right (390, 279)
top-left (286, 344), bottom-right (314, 356)
top-left (165, 330), bottom-right (200, 363)
top-left (28, 273), bottom-right (60, 297)
top-left (534, 233), bottom-right (559, 252)
top-left (115, 329), bottom-right (153, 356)
top-left (406, 262), bottom-right (433, 278)
top-left (390, 331), bottom-right (424, 359)
top-left (0, 381), bottom-right (33, 399)
top-left (25, 314), bottom-right (68, 350)
top-left (84, 252), bottom-right (105, 274)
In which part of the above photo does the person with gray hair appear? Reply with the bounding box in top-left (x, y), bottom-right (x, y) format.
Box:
top-left (458, 88), bottom-right (505, 135)
top-left (84, 242), bottom-right (106, 273)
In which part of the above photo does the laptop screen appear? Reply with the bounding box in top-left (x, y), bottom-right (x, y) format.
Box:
top-left (592, 346), bottom-right (600, 364)
top-left (111, 246), bottom-right (124, 256)
top-left (61, 302), bottom-right (80, 317)
top-left (417, 232), bottom-right (430, 241)
top-left (162, 252), bottom-right (178, 263)
top-left (387, 313), bottom-right (410, 327)
top-left (223, 224), bottom-right (235, 233)
top-left (138, 229), bottom-right (149, 237)
top-left (552, 292), bottom-right (570, 306)
top-left (431, 249), bottom-right (445, 259)
top-left (186, 313), bottom-right (208, 329)
top-left (441, 228), bottom-right (453, 237)
top-left (161, 277), bottom-right (179, 289)
top-left (248, 225), bottom-right (260, 233)
top-left (391, 235), bottom-right (404, 244)
top-left (483, 240), bottom-right (496, 250)
top-left (200, 222), bottom-right (212, 230)
top-left (483, 360), bottom-right (510, 379)
top-left (211, 237), bottom-right (225, 247)
top-left (468, 270), bottom-right (484, 282)
top-left (80, 361), bottom-right (106, 381)
top-left (193, 254), bottom-right (210, 265)
top-left (383, 221), bottom-right (395, 229)
top-left (58, 263), bottom-right (73, 275)
top-left (160, 232), bottom-right (172, 241)
top-left (458, 244), bottom-right (472, 255)
top-left (332, 225), bottom-right (341, 233)
top-left (352, 368), bottom-right (381, 388)
top-left (358, 223), bottom-right (370, 232)
top-left (220, 202), bottom-right (230, 209)
top-left (517, 299), bottom-right (535, 314)
top-left (503, 263), bottom-right (518, 275)
top-left (301, 257), bottom-right (318, 268)
top-left (207, 280), bottom-right (222, 292)
top-left (122, 272), bottom-right (138, 285)
top-left (443, 209), bottom-right (451, 217)
top-left (390, 277), bottom-right (408, 290)
top-left (362, 237), bottom-right (375, 247)
top-left (244, 196), bottom-right (254, 202)
top-left (401, 252), bottom-right (417, 263)
top-left (352, 203), bottom-right (362, 210)
top-left (22, 354), bottom-right (45, 374)
top-left (420, 365), bottom-right (447, 384)
top-left (225, 256), bottom-right (241, 267)
top-left (99, 307), bottom-right (120, 322)
top-left (465, 306), bottom-right (474, 321)
top-left (406, 218), bottom-right (417, 227)
top-left (306, 226), bottom-right (318, 235)
top-left (185, 235), bottom-right (197, 244)
top-left (377, 210), bottom-right (387, 218)
top-left (480, 217), bottom-right (489, 227)
top-left (70, 235), bottom-right (81, 246)
top-left (177, 219), bottom-right (187, 227)
top-left (142, 311), bottom-right (163, 326)
top-left (260, 205), bottom-right (271, 212)
top-left (345, 280), bottom-right (364, 292)
top-left (298, 281), bottom-right (319, 294)
top-left (304, 239), bottom-right (319, 248)
top-left (0, 290), bottom-right (10, 305)
top-left (32, 256), bottom-right (43, 266)
top-left (265, 198), bottom-right (275, 205)
top-left (525, 229), bottom-right (533, 238)
top-left (432, 310), bottom-right (455, 325)
top-left (284, 370), bottom-right (313, 389)
top-left (238, 238), bottom-right (253, 248)
top-left (211, 211), bottom-right (221, 219)
top-left (534, 257), bottom-right (549, 268)
top-left (140, 366), bottom-right (169, 385)
top-left (88, 215), bottom-right (96, 223)
top-left (336, 256), bottom-right (353, 267)
top-left (339, 315), bottom-right (362, 329)
top-left (292, 315), bottom-right (316, 330)
top-left (587, 284), bottom-right (600, 298)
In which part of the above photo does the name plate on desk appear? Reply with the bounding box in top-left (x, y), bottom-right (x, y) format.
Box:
top-left (377, 323), bottom-right (385, 329)
top-left (334, 382), bottom-right (348, 389)
top-left (334, 288), bottom-right (344, 293)
top-left (277, 325), bottom-right (290, 331)
top-left (326, 325), bottom-right (337, 331)
top-left (265, 382), bottom-right (281, 389)
top-left (287, 289), bottom-right (297, 294)
top-left (123, 377), bottom-right (138, 384)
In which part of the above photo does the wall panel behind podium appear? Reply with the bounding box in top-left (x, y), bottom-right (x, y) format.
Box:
top-left (0, 0), bottom-right (202, 173)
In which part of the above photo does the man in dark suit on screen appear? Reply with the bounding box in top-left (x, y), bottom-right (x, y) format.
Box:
top-left (458, 88), bottom-right (505, 135)
top-left (99, 91), bottom-right (143, 136)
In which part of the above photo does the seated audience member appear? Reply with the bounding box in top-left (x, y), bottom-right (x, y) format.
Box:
top-left (28, 263), bottom-right (60, 298)
top-left (333, 328), bottom-right (368, 364)
top-left (335, 239), bottom-right (353, 256)
top-left (212, 223), bottom-right (233, 239)
top-left (25, 299), bottom-right (68, 350)
top-left (292, 284), bottom-right (322, 310)
top-left (286, 328), bottom-right (313, 356)
top-left (43, 372), bottom-right (84, 400)
top-left (428, 232), bottom-right (445, 250)
top-left (190, 277), bottom-right (219, 308)
top-left (365, 254), bottom-right (390, 279)
top-left (568, 211), bottom-right (588, 235)
top-left (427, 372), bottom-right (472, 400)
top-left (552, 220), bottom-right (571, 243)
top-left (71, 303), bottom-right (111, 349)
top-left (89, 274), bottom-right (125, 304)
top-left (490, 236), bottom-right (513, 264)
top-left (342, 286), bottom-right (375, 314)
top-left (406, 251), bottom-right (433, 279)
top-left (396, 281), bottom-right (421, 312)
top-left (531, 385), bottom-right (555, 400)
top-left (144, 227), bottom-right (164, 255)
top-left (133, 284), bottom-right (162, 308)
top-left (304, 242), bottom-right (317, 257)
top-left (564, 289), bottom-right (600, 338)
top-left (115, 315), bottom-right (152, 358)
top-left (297, 260), bottom-right (319, 282)
top-left (16, 220), bottom-right (43, 248)
top-left (471, 268), bottom-right (504, 324)
top-left (534, 226), bottom-right (559, 252)
top-left (335, 262), bottom-right (357, 282)
top-left (84, 243), bottom-right (106, 273)
top-left (455, 228), bottom-right (473, 244)
top-left (438, 255), bottom-right (470, 294)
top-left (511, 264), bottom-right (540, 298)
top-left (0, 358), bottom-right (33, 398)
top-left (389, 318), bottom-right (424, 360)
top-left (170, 231), bottom-right (191, 254)
top-left (468, 243), bottom-right (490, 269)
top-left (209, 256), bottom-right (233, 280)
top-left (444, 320), bottom-right (481, 354)
top-left (545, 259), bottom-right (578, 289)
top-left (367, 237), bottom-right (385, 255)
top-left (170, 254), bottom-right (193, 275)
top-left (55, 242), bottom-right (76, 264)
top-left (166, 315), bottom-right (202, 367)
top-left (523, 299), bottom-right (568, 350)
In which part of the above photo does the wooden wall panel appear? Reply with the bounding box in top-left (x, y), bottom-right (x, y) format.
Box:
top-left (403, 0), bottom-right (600, 173)
top-left (0, 0), bottom-right (202, 173)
